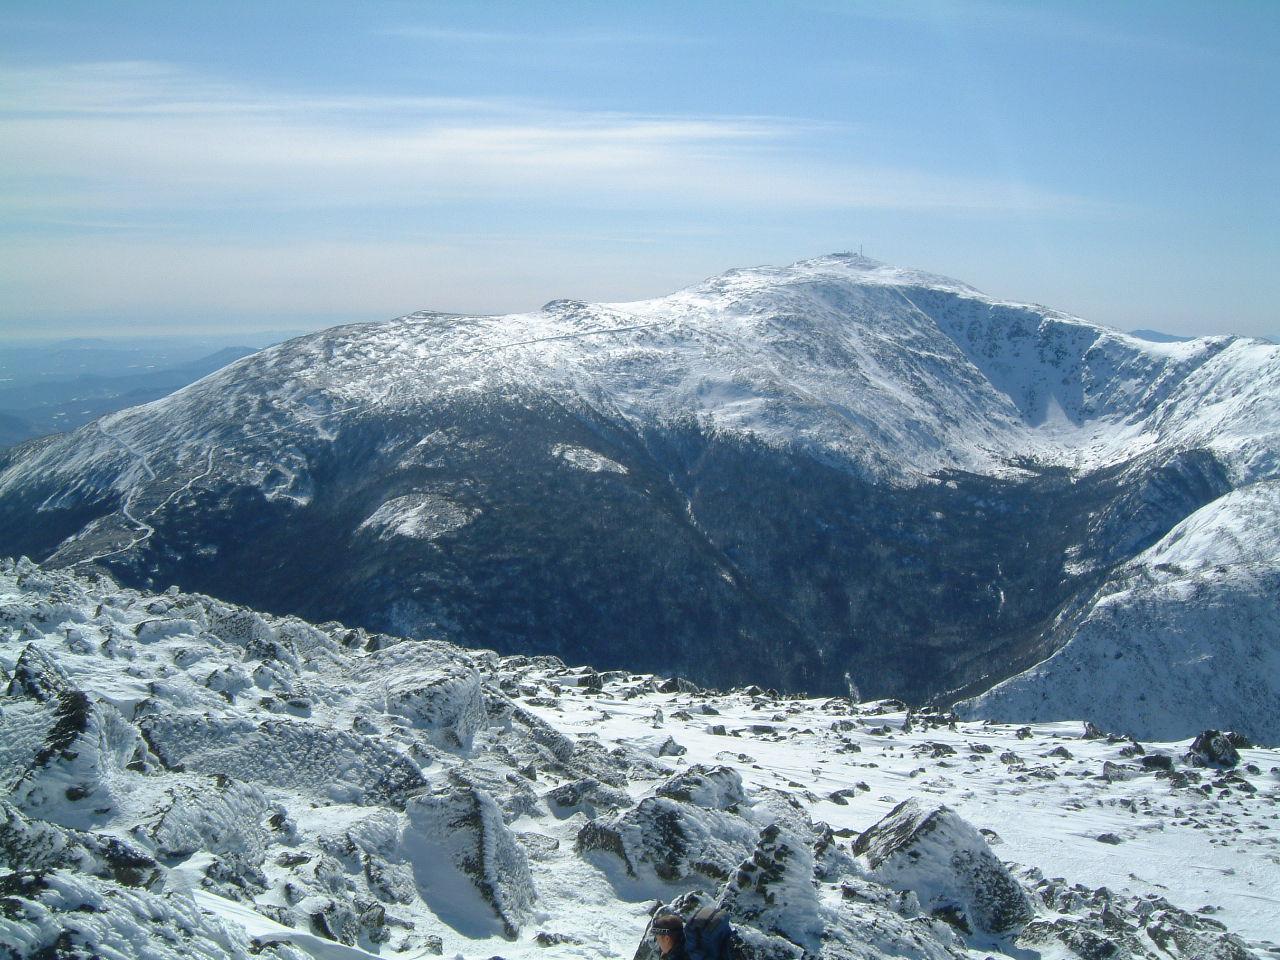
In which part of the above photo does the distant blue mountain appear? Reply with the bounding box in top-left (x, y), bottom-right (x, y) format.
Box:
top-left (1128, 328), bottom-right (1194, 343)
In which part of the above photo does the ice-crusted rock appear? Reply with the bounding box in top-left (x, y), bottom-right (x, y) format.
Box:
top-left (0, 800), bottom-right (157, 887)
top-left (204, 605), bottom-right (302, 672)
top-left (0, 869), bottom-right (310, 960)
top-left (142, 777), bottom-right (271, 863)
top-left (6, 643), bottom-right (77, 703)
top-left (402, 775), bottom-right (534, 939)
top-left (1019, 873), bottom-right (1257, 960)
top-left (8, 690), bottom-right (139, 828)
top-left (656, 764), bottom-right (748, 810)
top-left (853, 799), bottom-right (1033, 936)
top-left (824, 884), bottom-right (970, 960)
top-left (545, 777), bottom-right (631, 817)
top-left (720, 820), bottom-right (824, 953)
top-left (356, 642), bottom-right (487, 750)
top-left (577, 793), bottom-right (759, 886)
top-left (137, 714), bottom-right (426, 804)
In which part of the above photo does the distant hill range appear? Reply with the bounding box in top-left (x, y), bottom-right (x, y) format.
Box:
top-left (0, 346), bottom-right (256, 446)
top-left (1128, 328), bottom-right (1193, 343)
top-left (1, 256), bottom-right (1276, 742)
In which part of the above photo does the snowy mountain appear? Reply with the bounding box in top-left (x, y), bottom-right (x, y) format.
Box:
top-left (2, 559), bottom-right (1275, 960)
top-left (0, 255), bottom-right (1277, 739)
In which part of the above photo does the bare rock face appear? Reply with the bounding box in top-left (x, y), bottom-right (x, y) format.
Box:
top-left (853, 799), bottom-right (1033, 936)
top-left (402, 775), bottom-right (535, 940)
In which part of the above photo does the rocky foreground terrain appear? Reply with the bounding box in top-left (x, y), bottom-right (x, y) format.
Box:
top-left (2, 557), bottom-right (1277, 959)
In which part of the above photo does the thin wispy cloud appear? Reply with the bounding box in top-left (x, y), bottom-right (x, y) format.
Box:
top-left (0, 61), bottom-right (1096, 225)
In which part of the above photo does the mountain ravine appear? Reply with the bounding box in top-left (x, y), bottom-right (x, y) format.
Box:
top-left (1, 255), bottom-right (1276, 740)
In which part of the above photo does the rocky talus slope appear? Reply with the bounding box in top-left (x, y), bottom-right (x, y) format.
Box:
top-left (2, 559), bottom-right (1276, 959)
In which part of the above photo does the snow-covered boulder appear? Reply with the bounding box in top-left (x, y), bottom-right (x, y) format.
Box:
top-left (355, 641), bottom-right (487, 749)
top-left (401, 775), bottom-right (535, 940)
top-left (577, 795), bottom-right (759, 886)
top-left (719, 821), bottom-right (824, 954)
top-left (853, 799), bottom-right (1033, 936)
top-left (137, 714), bottom-right (426, 804)
top-left (656, 764), bottom-right (747, 810)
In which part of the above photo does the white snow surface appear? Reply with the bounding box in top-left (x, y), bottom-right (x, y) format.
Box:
top-left (357, 494), bottom-right (476, 542)
top-left (1, 559), bottom-right (1277, 960)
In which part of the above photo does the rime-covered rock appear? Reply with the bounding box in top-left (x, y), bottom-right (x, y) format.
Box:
top-left (545, 777), bottom-right (631, 817)
top-left (142, 778), bottom-right (271, 863)
top-left (577, 795), bottom-right (758, 886)
top-left (402, 776), bottom-right (534, 939)
top-left (355, 642), bottom-right (487, 750)
top-left (137, 714), bottom-right (426, 804)
top-left (853, 799), bottom-right (1033, 936)
top-left (656, 764), bottom-right (747, 810)
top-left (0, 801), bottom-right (157, 887)
top-left (1020, 876), bottom-right (1257, 960)
top-left (6, 643), bottom-right (77, 703)
top-left (719, 821), bottom-right (823, 953)
top-left (0, 869), bottom-right (304, 960)
top-left (8, 692), bottom-right (139, 827)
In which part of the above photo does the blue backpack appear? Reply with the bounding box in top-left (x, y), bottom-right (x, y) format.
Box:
top-left (684, 906), bottom-right (734, 960)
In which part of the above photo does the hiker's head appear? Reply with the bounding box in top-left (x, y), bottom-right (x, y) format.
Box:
top-left (652, 914), bottom-right (683, 955)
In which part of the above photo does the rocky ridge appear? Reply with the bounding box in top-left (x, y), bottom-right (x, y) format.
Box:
top-left (2, 559), bottom-right (1276, 959)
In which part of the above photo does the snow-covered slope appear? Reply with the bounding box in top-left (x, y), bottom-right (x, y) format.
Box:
top-left (0, 255), bottom-right (1276, 736)
top-left (959, 481), bottom-right (1280, 741)
top-left (4, 254), bottom-right (1276, 501)
top-left (2, 559), bottom-right (1276, 960)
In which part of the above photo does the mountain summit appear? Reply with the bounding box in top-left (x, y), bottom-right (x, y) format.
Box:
top-left (1, 256), bottom-right (1277, 740)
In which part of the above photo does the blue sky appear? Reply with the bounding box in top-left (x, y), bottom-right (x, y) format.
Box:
top-left (1, 0), bottom-right (1276, 340)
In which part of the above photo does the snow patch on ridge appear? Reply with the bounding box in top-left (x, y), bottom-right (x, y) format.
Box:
top-left (552, 444), bottom-right (628, 475)
top-left (357, 493), bottom-right (476, 541)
